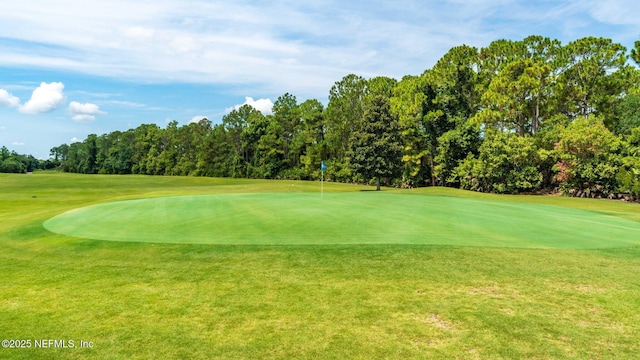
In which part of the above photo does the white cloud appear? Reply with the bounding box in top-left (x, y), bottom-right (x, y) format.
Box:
top-left (123, 26), bottom-right (155, 40)
top-left (19, 82), bottom-right (65, 114)
top-left (189, 115), bottom-right (208, 124)
top-left (68, 101), bottom-right (106, 122)
top-left (105, 100), bottom-right (145, 108)
top-left (226, 97), bottom-right (274, 115)
top-left (68, 101), bottom-right (104, 115)
top-left (71, 114), bottom-right (96, 122)
top-left (0, 1), bottom-right (638, 102)
top-left (70, 137), bottom-right (81, 143)
top-left (170, 36), bottom-right (201, 54)
top-left (0, 89), bottom-right (20, 107)
top-left (589, 0), bottom-right (640, 26)
top-left (11, 141), bottom-right (25, 146)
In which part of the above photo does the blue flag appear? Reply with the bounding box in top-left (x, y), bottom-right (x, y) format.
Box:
top-left (321, 161), bottom-right (326, 171)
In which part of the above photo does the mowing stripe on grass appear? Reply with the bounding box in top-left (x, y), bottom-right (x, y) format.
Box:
top-left (43, 192), bottom-right (640, 248)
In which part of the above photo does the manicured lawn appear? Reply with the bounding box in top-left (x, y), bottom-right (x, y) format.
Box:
top-left (45, 192), bottom-right (640, 248)
top-left (2, 172), bottom-right (640, 359)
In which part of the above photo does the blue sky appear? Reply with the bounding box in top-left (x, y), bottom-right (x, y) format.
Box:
top-left (1, 0), bottom-right (639, 159)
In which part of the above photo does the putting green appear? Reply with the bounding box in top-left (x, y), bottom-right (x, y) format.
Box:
top-left (43, 192), bottom-right (640, 248)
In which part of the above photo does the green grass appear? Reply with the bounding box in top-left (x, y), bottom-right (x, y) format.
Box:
top-left (44, 192), bottom-right (640, 248)
top-left (2, 172), bottom-right (640, 359)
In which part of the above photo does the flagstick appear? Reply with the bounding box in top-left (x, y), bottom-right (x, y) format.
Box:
top-left (321, 161), bottom-right (326, 199)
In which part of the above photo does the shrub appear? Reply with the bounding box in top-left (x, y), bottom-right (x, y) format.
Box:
top-left (453, 131), bottom-right (542, 193)
top-left (554, 115), bottom-right (621, 195)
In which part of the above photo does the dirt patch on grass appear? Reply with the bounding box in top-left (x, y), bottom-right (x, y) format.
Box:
top-left (395, 312), bottom-right (457, 331)
top-left (466, 285), bottom-right (521, 299)
top-left (427, 313), bottom-right (455, 330)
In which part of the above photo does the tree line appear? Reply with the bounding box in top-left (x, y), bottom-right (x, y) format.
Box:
top-left (0, 146), bottom-right (56, 173)
top-left (43, 35), bottom-right (640, 198)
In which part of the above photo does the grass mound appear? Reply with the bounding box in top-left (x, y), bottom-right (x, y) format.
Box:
top-left (44, 192), bottom-right (640, 248)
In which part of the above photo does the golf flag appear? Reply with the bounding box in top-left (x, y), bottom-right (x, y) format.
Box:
top-left (320, 161), bottom-right (326, 199)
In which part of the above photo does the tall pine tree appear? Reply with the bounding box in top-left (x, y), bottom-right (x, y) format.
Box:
top-left (348, 95), bottom-right (403, 190)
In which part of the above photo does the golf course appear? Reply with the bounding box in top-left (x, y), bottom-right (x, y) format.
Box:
top-left (44, 191), bottom-right (640, 249)
top-left (3, 172), bottom-right (640, 359)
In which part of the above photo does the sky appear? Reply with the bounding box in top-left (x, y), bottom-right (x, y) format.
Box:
top-left (1, 0), bottom-right (639, 159)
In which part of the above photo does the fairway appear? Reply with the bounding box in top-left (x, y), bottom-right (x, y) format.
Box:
top-left (44, 192), bottom-right (640, 248)
top-left (5, 173), bottom-right (640, 359)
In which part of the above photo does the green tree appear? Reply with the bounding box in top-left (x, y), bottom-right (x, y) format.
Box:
top-left (63, 141), bottom-right (84, 173)
top-left (295, 99), bottom-right (326, 179)
top-left (172, 121), bottom-right (208, 176)
top-left (454, 131), bottom-right (542, 193)
top-left (390, 75), bottom-right (431, 187)
top-left (348, 96), bottom-right (403, 190)
top-left (475, 58), bottom-right (549, 135)
top-left (616, 127), bottom-right (640, 197)
top-left (242, 109), bottom-right (269, 177)
top-left (154, 121), bottom-right (180, 175)
top-left (613, 94), bottom-right (640, 135)
top-left (0, 158), bottom-right (26, 173)
top-left (0, 146), bottom-right (9, 161)
top-left (477, 39), bottom-right (525, 92)
top-left (255, 116), bottom-right (286, 179)
top-left (428, 45), bottom-right (480, 119)
top-left (423, 45), bottom-right (482, 186)
top-left (196, 123), bottom-right (233, 177)
top-left (325, 74), bottom-right (367, 164)
top-left (554, 115), bottom-right (621, 195)
top-left (132, 124), bottom-right (162, 175)
top-left (365, 76), bottom-right (397, 105)
top-left (272, 93), bottom-right (301, 169)
top-left (474, 36), bottom-right (561, 135)
top-left (554, 37), bottom-right (627, 119)
top-left (49, 144), bottom-right (69, 166)
top-left (0, 148), bottom-right (41, 173)
top-left (631, 40), bottom-right (640, 65)
top-left (72, 134), bottom-right (99, 174)
top-left (223, 105), bottom-right (254, 175)
top-left (433, 118), bottom-right (481, 186)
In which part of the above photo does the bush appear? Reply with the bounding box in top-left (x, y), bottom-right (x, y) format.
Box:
top-left (616, 127), bottom-right (640, 197)
top-left (453, 131), bottom-right (542, 193)
top-left (554, 115), bottom-right (621, 195)
top-left (0, 158), bottom-right (26, 173)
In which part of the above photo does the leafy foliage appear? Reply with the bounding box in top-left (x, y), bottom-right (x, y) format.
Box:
top-left (348, 96), bottom-right (403, 190)
top-left (455, 131), bottom-right (542, 193)
top-left (0, 146), bottom-right (45, 173)
top-left (554, 115), bottom-right (621, 195)
top-left (617, 127), bottom-right (640, 197)
top-left (30, 34), bottom-right (640, 195)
